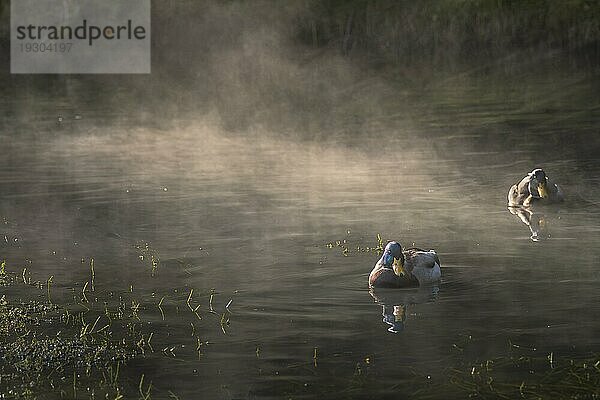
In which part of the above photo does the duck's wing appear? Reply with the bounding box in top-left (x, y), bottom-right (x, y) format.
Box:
top-left (508, 184), bottom-right (520, 205)
top-left (404, 248), bottom-right (440, 269)
top-left (509, 175), bottom-right (532, 206)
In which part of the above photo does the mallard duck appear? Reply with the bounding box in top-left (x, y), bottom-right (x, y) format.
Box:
top-left (508, 168), bottom-right (564, 207)
top-left (369, 241), bottom-right (441, 288)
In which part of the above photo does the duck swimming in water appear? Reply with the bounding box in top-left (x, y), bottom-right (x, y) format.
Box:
top-left (508, 168), bottom-right (564, 207)
top-left (369, 241), bottom-right (441, 288)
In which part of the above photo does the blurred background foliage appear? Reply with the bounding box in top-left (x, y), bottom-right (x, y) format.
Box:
top-left (297, 0), bottom-right (600, 64)
top-left (0, 0), bottom-right (597, 137)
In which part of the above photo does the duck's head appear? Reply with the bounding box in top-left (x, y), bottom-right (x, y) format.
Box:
top-left (528, 168), bottom-right (549, 199)
top-left (381, 241), bottom-right (403, 269)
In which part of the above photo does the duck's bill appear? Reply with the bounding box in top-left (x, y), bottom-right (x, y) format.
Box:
top-left (537, 183), bottom-right (548, 199)
top-left (392, 258), bottom-right (403, 275)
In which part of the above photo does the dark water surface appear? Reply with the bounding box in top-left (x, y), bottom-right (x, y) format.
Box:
top-left (1, 61), bottom-right (599, 399)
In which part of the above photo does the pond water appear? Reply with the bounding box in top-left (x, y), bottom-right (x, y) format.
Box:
top-left (1, 56), bottom-right (599, 399)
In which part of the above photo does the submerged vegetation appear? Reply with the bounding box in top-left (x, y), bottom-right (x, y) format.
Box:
top-left (243, 330), bottom-right (600, 399)
top-left (0, 261), bottom-right (141, 398)
top-left (326, 232), bottom-right (385, 257)
top-left (401, 333), bottom-right (600, 400)
top-left (0, 256), bottom-right (235, 399)
top-left (439, 349), bottom-right (600, 399)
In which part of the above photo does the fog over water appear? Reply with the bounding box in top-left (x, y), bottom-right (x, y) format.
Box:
top-left (0, 1), bottom-right (599, 398)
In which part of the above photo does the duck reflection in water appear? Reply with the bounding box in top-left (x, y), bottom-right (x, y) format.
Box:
top-left (508, 206), bottom-right (549, 241)
top-left (370, 287), bottom-right (439, 334)
top-left (382, 304), bottom-right (406, 334)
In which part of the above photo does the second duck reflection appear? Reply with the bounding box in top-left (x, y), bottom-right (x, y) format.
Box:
top-left (508, 206), bottom-right (551, 242)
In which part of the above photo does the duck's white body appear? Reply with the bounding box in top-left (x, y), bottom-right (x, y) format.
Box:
top-left (400, 249), bottom-right (441, 285)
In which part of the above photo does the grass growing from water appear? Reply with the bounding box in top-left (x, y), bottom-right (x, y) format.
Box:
top-left (325, 232), bottom-right (385, 258)
top-left (405, 335), bottom-right (600, 400)
top-left (439, 352), bottom-right (600, 399)
top-left (0, 255), bottom-right (236, 399)
top-left (0, 262), bottom-right (143, 398)
top-left (251, 337), bottom-right (599, 399)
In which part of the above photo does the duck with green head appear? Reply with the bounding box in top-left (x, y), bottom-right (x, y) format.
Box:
top-left (508, 168), bottom-right (564, 207)
top-left (369, 241), bottom-right (441, 288)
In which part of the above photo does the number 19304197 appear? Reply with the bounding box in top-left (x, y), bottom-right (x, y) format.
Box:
top-left (19, 42), bottom-right (73, 53)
